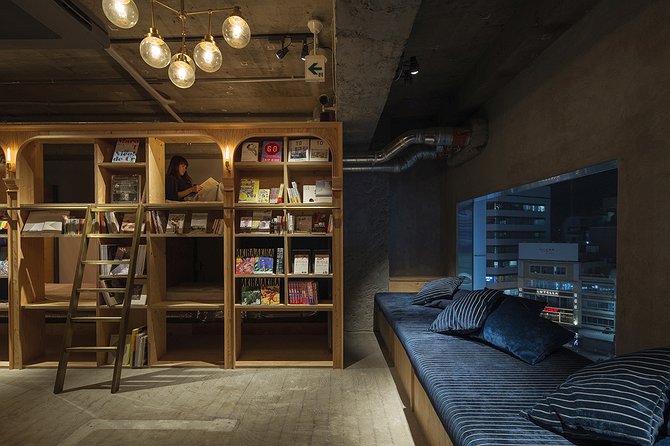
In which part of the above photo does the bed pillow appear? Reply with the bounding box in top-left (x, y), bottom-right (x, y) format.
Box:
top-left (526, 347), bottom-right (670, 446)
top-left (411, 276), bottom-right (463, 305)
top-left (500, 295), bottom-right (547, 315)
top-left (423, 298), bottom-right (453, 309)
top-left (479, 297), bottom-right (574, 364)
top-left (429, 288), bottom-right (502, 335)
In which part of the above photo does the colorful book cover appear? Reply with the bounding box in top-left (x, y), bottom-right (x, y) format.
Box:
top-left (235, 255), bottom-right (255, 275)
top-left (254, 256), bottom-right (274, 274)
top-left (260, 285), bottom-right (281, 305)
top-left (241, 286), bottom-right (261, 305)
top-left (260, 140), bottom-right (283, 162)
top-left (238, 178), bottom-right (260, 202)
top-left (112, 139), bottom-right (140, 163)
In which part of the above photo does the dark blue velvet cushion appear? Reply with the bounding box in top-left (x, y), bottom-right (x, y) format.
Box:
top-left (423, 298), bottom-right (453, 309)
top-left (479, 297), bottom-right (575, 365)
top-left (411, 276), bottom-right (463, 305)
top-left (430, 288), bottom-right (502, 334)
top-left (500, 294), bottom-right (547, 315)
top-left (526, 347), bottom-right (670, 446)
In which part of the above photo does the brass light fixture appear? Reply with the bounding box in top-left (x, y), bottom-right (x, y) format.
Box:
top-left (101, 0), bottom-right (251, 88)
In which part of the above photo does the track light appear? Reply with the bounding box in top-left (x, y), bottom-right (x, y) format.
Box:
top-left (409, 56), bottom-right (419, 75)
top-left (276, 45), bottom-right (289, 60)
top-left (301, 40), bottom-right (309, 61)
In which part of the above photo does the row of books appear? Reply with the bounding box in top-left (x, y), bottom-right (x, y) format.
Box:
top-left (238, 179), bottom-right (332, 204)
top-left (235, 248), bottom-right (283, 275)
top-left (286, 213), bottom-right (332, 234)
top-left (99, 244), bottom-right (146, 277)
top-left (239, 211), bottom-right (285, 234)
top-left (108, 325), bottom-right (147, 368)
top-left (293, 250), bottom-right (330, 275)
top-left (148, 211), bottom-right (224, 235)
top-left (239, 139), bottom-right (330, 163)
top-left (288, 280), bottom-right (319, 305)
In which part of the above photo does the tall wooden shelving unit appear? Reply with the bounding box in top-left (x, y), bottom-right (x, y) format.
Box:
top-left (0, 123), bottom-right (343, 369)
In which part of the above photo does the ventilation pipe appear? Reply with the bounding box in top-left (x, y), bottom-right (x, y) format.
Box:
top-left (343, 118), bottom-right (488, 172)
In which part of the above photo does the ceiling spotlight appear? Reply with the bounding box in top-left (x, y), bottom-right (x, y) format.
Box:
top-left (409, 56), bottom-right (419, 75)
top-left (276, 44), bottom-right (289, 60)
top-left (300, 40), bottom-right (309, 61)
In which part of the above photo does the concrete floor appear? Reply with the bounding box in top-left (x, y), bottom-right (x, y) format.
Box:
top-left (0, 332), bottom-right (422, 446)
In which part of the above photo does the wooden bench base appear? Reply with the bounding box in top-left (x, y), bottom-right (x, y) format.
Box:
top-left (374, 306), bottom-right (454, 446)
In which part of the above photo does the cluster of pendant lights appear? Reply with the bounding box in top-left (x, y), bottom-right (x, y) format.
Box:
top-left (101, 0), bottom-right (251, 88)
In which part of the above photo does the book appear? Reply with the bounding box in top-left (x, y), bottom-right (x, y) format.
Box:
top-left (109, 247), bottom-right (129, 276)
top-left (135, 244), bottom-right (147, 276)
top-left (240, 141), bottom-right (260, 162)
top-left (190, 213), bottom-right (208, 233)
top-left (238, 178), bottom-right (260, 202)
top-left (313, 251), bottom-right (330, 275)
top-left (120, 213), bottom-right (137, 233)
top-left (112, 139), bottom-right (140, 163)
top-left (309, 139), bottom-right (330, 161)
top-left (288, 280), bottom-right (319, 304)
top-left (303, 185), bottom-right (317, 203)
top-left (239, 214), bottom-right (252, 232)
top-left (194, 177), bottom-right (222, 202)
top-left (315, 179), bottom-right (332, 203)
top-left (311, 213), bottom-right (329, 233)
top-left (111, 174), bottom-right (141, 203)
top-left (254, 255), bottom-right (274, 274)
top-left (241, 285), bottom-right (261, 305)
top-left (100, 279), bottom-right (124, 306)
top-left (260, 140), bottom-right (282, 162)
top-left (253, 210), bottom-right (272, 232)
top-left (269, 187), bottom-right (280, 204)
top-left (165, 213), bottom-right (186, 234)
top-left (23, 211), bottom-right (68, 234)
top-left (260, 285), bottom-right (281, 305)
top-left (131, 283), bottom-right (147, 306)
top-left (293, 250), bottom-right (310, 275)
top-left (288, 139), bottom-right (309, 162)
top-left (295, 215), bottom-right (312, 233)
top-left (276, 247), bottom-right (284, 274)
top-left (257, 188), bottom-right (270, 203)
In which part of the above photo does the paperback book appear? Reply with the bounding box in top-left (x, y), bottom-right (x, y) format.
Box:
top-left (165, 213), bottom-right (186, 234)
top-left (240, 141), bottom-right (260, 162)
top-left (112, 139), bottom-right (140, 163)
top-left (288, 139), bottom-right (309, 162)
top-left (309, 139), bottom-right (330, 161)
top-left (261, 140), bottom-right (283, 162)
top-left (238, 178), bottom-right (260, 202)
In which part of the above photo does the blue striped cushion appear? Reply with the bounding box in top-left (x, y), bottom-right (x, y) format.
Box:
top-left (526, 347), bottom-right (670, 446)
top-left (411, 276), bottom-right (463, 305)
top-left (429, 288), bottom-right (502, 334)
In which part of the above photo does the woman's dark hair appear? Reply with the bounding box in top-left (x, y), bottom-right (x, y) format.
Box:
top-left (167, 155), bottom-right (192, 184)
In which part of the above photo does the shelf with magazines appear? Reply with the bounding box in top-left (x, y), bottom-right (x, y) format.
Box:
top-left (231, 133), bottom-right (341, 368)
top-left (3, 122), bottom-right (342, 369)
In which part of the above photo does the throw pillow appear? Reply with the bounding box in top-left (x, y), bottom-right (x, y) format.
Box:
top-left (411, 276), bottom-right (463, 305)
top-left (429, 288), bottom-right (502, 335)
top-left (526, 347), bottom-right (670, 446)
top-left (479, 297), bottom-right (574, 364)
top-left (423, 298), bottom-right (453, 309)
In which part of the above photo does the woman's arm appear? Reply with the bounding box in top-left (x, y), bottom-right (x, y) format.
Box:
top-left (177, 185), bottom-right (201, 199)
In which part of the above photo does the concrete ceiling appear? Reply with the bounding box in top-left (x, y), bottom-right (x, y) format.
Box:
top-left (0, 0), bottom-right (598, 153)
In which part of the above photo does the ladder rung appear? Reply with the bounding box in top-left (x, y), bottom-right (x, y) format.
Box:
top-left (66, 346), bottom-right (118, 352)
top-left (78, 287), bottom-right (126, 293)
top-left (82, 260), bottom-right (131, 265)
top-left (71, 316), bottom-right (122, 322)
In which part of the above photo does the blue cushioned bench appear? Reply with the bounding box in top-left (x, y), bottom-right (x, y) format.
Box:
top-left (374, 292), bottom-right (595, 446)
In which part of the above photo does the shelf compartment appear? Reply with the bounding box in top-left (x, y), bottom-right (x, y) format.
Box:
top-left (149, 233), bottom-right (223, 238)
top-left (22, 314), bottom-right (97, 366)
top-left (286, 162), bottom-right (332, 171)
top-left (153, 310), bottom-right (224, 367)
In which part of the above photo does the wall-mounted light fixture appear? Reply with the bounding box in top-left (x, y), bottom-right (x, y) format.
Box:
top-left (101, 0), bottom-right (251, 89)
top-left (224, 145), bottom-right (231, 173)
top-left (4, 147), bottom-right (14, 178)
top-left (275, 39), bottom-right (289, 60)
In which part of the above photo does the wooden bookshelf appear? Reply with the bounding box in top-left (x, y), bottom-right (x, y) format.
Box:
top-left (1, 122), bottom-right (342, 369)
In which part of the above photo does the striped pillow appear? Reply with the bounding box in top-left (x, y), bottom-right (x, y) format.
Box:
top-left (526, 347), bottom-right (670, 446)
top-left (429, 288), bottom-right (502, 334)
top-left (411, 276), bottom-right (463, 305)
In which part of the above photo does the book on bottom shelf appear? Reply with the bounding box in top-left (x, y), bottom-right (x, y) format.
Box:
top-left (288, 280), bottom-right (319, 304)
top-left (109, 326), bottom-right (147, 367)
top-left (190, 213), bottom-right (208, 233)
top-left (240, 278), bottom-right (281, 305)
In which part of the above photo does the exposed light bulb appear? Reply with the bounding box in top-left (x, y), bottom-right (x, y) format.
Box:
top-left (101, 0), bottom-right (139, 29)
top-left (139, 30), bottom-right (171, 68)
top-left (222, 8), bottom-right (251, 49)
top-left (168, 53), bottom-right (196, 89)
top-left (193, 38), bottom-right (222, 73)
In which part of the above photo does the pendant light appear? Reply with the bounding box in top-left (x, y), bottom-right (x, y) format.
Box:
top-left (222, 7), bottom-right (251, 49)
top-left (169, 18), bottom-right (196, 89)
top-left (101, 0), bottom-right (139, 29)
top-left (193, 12), bottom-right (223, 73)
top-left (138, 0), bottom-right (171, 68)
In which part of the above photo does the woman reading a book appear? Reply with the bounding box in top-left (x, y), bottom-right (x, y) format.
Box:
top-left (166, 155), bottom-right (203, 201)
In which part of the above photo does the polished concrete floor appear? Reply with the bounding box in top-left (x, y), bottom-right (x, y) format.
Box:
top-left (0, 332), bottom-right (423, 446)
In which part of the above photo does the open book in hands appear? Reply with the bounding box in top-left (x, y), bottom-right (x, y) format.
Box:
top-left (186, 177), bottom-right (223, 202)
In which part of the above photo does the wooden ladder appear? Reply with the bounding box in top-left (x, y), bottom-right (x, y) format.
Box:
top-left (54, 204), bottom-right (144, 394)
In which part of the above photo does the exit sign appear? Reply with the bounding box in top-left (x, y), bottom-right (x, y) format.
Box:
top-left (305, 55), bottom-right (326, 83)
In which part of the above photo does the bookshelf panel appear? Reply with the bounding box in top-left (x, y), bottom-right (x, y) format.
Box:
top-left (156, 310), bottom-right (224, 366)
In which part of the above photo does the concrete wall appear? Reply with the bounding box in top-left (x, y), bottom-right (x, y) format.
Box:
top-left (443, 0), bottom-right (670, 353)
